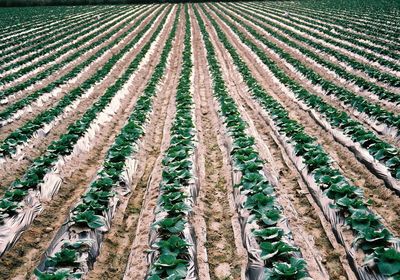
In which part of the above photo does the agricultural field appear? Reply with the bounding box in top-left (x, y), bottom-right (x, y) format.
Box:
top-left (0, 1), bottom-right (399, 279)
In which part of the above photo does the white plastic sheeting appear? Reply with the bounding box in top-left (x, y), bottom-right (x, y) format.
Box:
top-left (254, 94), bottom-right (400, 280)
top-left (243, 6), bottom-right (400, 76)
top-left (145, 61), bottom-right (200, 279)
top-left (280, 57), bottom-right (399, 140)
top-left (0, 19), bottom-right (162, 255)
top-left (0, 5), bottom-right (161, 172)
top-left (36, 153), bottom-right (138, 276)
top-left (232, 30), bottom-right (400, 194)
top-left (35, 9), bottom-right (174, 276)
top-left (146, 126), bottom-right (199, 279)
top-left (0, 10), bottom-right (113, 74)
top-left (275, 71), bottom-right (400, 194)
top-left (211, 95), bottom-right (311, 280)
top-left (0, 6), bottom-right (146, 119)
top-left (0, 8), bottom-right (135, 86)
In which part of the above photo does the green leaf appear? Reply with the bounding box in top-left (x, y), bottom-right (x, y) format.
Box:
top-left (0, 199), bottom-right (19, 213)
top-left (260, 241), bottom-right (298, 260)
top-left (155, 254), bottom-right (182, 267)
top-left (326, 182), bottom-right (362, 200)
top-left (45, 249), bottom-right (79, 268)
top-left (34, 268), bottom-right (79, 280)
top-left (147, 275), bottom-right (161, 280)
top-left (252, 227), bottom-right (284, 241)
top-left (159, 201), bottom-right (190, 215)
top-left (91, 177), bottom-right (114, 191)
top-left (83, 190), bottom-right (113, 204)
top-left (166, 262), bottom-right (187, 278)
top-left (154, 235), bottom-right (190, 257)
top-left (367, 248), bottom-right (400, 277)
top-left (153, 217), bottom-right (186, 234)
top-left (336, 196), bottom-right (366, 209)
top-left (346, 209), bottom-right (380, 232)
top-left (72, 210), bottom-right (105, 229)
top-left (271, 257), bottom-right (309, 278)
top-left (255, 207), bottom-right (281, 226)
top-left (245, 193), bottom-right (276, 211)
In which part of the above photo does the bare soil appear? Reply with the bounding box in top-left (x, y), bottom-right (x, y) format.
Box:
top-left (0, 6), bottom-right (169, 194)
top-left (220, 4), bottom-right (400, 114)
top-left (87, 10), bottom-right (184, 279)
top-left (122, 9), bottom-right (184, 278)
top-left (0, 6), bottom-right (152, 111)
top-left (202, 4), bottom-right (400, 240)
top-left (191, 6), bottom-right (246, 279)
top-left (1, 4), bottom-right (398, 280)
top-left (200, 5), bottom-right (351, 279)
top-left (0, 7), bottom-right (177, 279)
top-left (212, 5), bottom-right (399, 147)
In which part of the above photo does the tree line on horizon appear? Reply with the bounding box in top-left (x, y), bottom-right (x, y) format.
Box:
top-left (0, 0), bottom-right (270, 7)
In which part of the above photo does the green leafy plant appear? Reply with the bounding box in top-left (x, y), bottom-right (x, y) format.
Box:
top-left (36, 6), bottom-right (180, 278)
top-left (72, 210), bottom-right (105, 229)
top-left (265, 257), bottom-right (310, 279)
top-left (260, 241), bottom-right (299, 261)
top-left (365, 248), bottom-right (400, 277)
top-left (149, 254), bottom-right (188, 279)
top-left (45, 249), bottom-right (79, 268)
top-left (199, 3), bottom-right (399, 278)
top-left (152, 235), bottom-right (191, 258)
top-left (34, 268), bottom-right (81, 280)
top-left (195, 5), bottom-right (310, 278)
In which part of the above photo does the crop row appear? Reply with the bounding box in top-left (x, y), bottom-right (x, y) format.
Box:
top-left (147, 6), bottom-right (198, 279)
top-left (0, 6), bottom-right (171, 257)
top-left (34, 7), bottom-right (180, 280)
top-left (257, 5), bottom-right (400, 62)
top-left (262, 3), bottom-right (400, 51)
top-left (220, 4), bottom-right (400, 135)
top-left (195, 5), bottom-right (312, 279)
top-left (0, 6), bottom-right (99, 45)
top-left (0, 7), bottom-right (133, 85)
top-left (0, 5), bottom-right (158, 157)
top-left (209, 5), bottom-right (400, 189)
top-left (236, 2), bottom-right (400, 88)
top-left (0, 6), bottom-right (120, 66)
top-left (271, 2), bottom-right (400, 42)
top-left (226, 3), bottom-right (400, 105)
top-left (261, 1), bottom-right (400, 46)
top-left (0, 5), bottom-right (150, 123)
top-left (253, 11), bottom-right (400, 74)
top-left (0, 6), bottom-right (98, 34)
top-left (201, 4), bottom-right (400, 278)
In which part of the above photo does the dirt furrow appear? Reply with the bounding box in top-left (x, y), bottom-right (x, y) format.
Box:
top-left (210, 7), bottom-right (399, 147)
top-left (0, 7), bottom-right (170, 193)
top-left (0, 8), bottom-right (133, 90)
top-left (221, 4), bottom-right (400, 113)
top-left (203, 5), bottom-right (400, 239)
top-left (0, 6), bottom-right (149, 111)
top-left (121, 11), bottom-right (184, 279)
top-left (259, 3), bottom-right (399, 54)
top-left (237, 3), bottom-right (400, 85)
top-left (199, 5), bottom-right (353, 280)
top-left (250, 8), bottom-right (400, 77)
top-left (264, 3), bottom-right (400, 45)
top-left (236, 3), bottom-right (400, 93)
top-left (0, 6), bottom-right (156, 126)
top-left (0, 8), bottom-right (114, 72)
top-left (190, 6), bottom-right (245, 280)
top-left (85, 9), bottom-right (185, 279)
top-left (0, 6), bottom-right (179, 279)
top-left (0, 8), bottom-right (104, 52)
